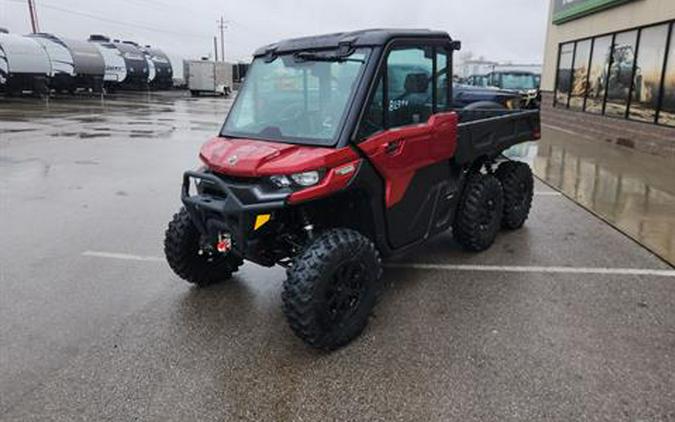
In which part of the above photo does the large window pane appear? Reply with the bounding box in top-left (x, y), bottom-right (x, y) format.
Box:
top-left (222, 49), bottom-right (368, 144)
top-left (569, 39), bottom-right (592, 110)
top-left (555, 43), bottom-right (574, 107)
top-left (386, 47), bottom-right (433, 128)
top-left (605, 30), bottom-right (638, 117)
top-left (585, 36), bottom-right (613, 113)
top-left (629, 24), bottom-right (669, 122)
top-left (658, 25), bottom-right (675, 126)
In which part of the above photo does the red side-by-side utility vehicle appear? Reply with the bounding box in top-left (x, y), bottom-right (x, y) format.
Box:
top-left (165, 29), bottom-right (540, 350)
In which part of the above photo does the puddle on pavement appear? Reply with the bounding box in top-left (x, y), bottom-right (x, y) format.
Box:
top-left (507, 127), bottom-right (675, 265)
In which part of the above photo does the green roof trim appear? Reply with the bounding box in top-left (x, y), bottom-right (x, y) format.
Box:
top-left (553, 0), bottom-right (636, 24)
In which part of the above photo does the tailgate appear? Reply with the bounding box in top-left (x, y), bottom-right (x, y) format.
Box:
top-left (454, 110), bottom-right (540, 165)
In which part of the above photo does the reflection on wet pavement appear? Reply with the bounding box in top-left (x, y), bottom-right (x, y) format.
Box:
top-left (0, 91), bottom-right (228, 140)
top-left (508, 126), bottom-right (675, 265)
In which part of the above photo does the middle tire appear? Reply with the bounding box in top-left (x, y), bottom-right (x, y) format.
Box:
top-left (453, 173), bottom-right (504, 251)
top-left (282, 228), bottom-right (382, 351)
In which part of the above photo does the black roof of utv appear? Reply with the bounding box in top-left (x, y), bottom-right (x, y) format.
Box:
top-left (253, 28), bottom-right (453, 57)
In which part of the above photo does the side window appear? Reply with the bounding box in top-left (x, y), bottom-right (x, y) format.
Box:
top-left (436, 49), bottom-right (450, 111)
top-left (387, 47), bottom-right (433, 127)
top-left (356, 44), bottom-right (452, 141)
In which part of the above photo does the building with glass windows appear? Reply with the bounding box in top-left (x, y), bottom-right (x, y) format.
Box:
top-left (541, 0), bottom-right (675, 157)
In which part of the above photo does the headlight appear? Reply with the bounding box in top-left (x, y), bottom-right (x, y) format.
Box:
top-left (270, 175), bottom-right (292, 188)
top-left (270, 170), bottom-right (322, 189)
top-left (290, 171), bottom-right (321, 186)
top-left (505, 98), bottom-right (519, 110)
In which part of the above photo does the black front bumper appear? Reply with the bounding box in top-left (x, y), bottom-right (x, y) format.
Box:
top-left (181, 170), bottom-right (290, 260)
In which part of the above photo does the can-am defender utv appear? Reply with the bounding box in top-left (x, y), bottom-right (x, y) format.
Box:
top-left (165, 29), bottom-right (540, 350)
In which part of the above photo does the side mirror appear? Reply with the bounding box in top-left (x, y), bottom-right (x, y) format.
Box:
top-left (450, 40), bottom-right (462, 51)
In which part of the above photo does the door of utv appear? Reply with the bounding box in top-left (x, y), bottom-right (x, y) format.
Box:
top-left (356, 41), bottom-right (460, 250)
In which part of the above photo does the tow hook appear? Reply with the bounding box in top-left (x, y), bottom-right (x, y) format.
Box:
top-left (216, 232), bottom-right (232, 253)
top-left (198, 232), bottom-right (232, 256)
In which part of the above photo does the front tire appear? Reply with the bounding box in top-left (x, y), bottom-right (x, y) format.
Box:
top-left (453, 173), bottom-right (504, 251)
top-left (495, 161), bottom-right (534, 229)
top-left (282, 229), bottom-right (382, 351)
top-left (164, 207), bottom-right (243, 286)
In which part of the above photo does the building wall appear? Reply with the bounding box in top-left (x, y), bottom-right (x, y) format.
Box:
top-left (542, 0), bottom-right (675, 91)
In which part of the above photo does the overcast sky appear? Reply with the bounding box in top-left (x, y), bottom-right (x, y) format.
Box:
top-left (0, 0), bottom-right (550, 63)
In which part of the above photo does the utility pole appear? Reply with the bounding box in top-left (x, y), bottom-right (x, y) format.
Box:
top-left (27, 0), bottom-right (39, 33)
top-left (218, 16), bottom-right (228, 62)
top-left (213, 36), bottom-right (219, 61)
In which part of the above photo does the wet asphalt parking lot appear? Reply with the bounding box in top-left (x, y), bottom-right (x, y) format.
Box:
top-left (1, 92), bottom-right (674, 421)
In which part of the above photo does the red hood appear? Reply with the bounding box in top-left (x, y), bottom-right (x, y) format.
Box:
top-left (199, 137), bottom-right (358, 177)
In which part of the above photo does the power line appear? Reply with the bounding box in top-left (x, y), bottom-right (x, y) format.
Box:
top-left (5, 0), bottom-right (211, 39)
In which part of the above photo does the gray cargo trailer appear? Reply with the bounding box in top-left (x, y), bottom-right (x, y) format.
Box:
top-left (185, 59), bottom-right (232, 97)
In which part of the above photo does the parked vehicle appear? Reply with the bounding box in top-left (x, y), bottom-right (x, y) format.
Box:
top-left (484, 70), bottom-right (541, 108)
top-left (185, 59), bottom-right (232, 96)
top-left (28, 33), bottom-right (76, 92)
top-left (59, 37), bottom-right (105, 93)
top-left (88, 35), bottom-right (127, 91)
top-left (115, 41), bottom-right (149, 90)
top-left (164, 29), bottom-right (540, 350)
top-left (385, 63), bottom-right (522, 110)
top-left (88, 36), bottom-right (148, 91)
top-left (141, 46), bottom-right (173, 89)
top-left (453, 83), bottom-right (524, 109)
top-left (465, 74), bottom-right (489, 87)
top-left (0, 32), bottom-right (50, 96)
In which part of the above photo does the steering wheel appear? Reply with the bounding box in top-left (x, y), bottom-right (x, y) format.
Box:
top-left (278, 103), bottom-right (306, 122)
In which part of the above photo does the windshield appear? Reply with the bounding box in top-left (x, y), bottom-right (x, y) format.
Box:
top-left (221, 48), bottom-right (370, 146)
top-left (498, 73), bottom-right (538, 90)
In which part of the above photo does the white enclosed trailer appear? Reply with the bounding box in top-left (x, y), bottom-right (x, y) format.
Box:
top-left (28, 33), bottom-right (76, 91)
top-left (89, 35), bottom-right (127, 91)
top-left (185, 60), bottom-right (232, 96)
top-left (0, 33), bottom-right (50, 95)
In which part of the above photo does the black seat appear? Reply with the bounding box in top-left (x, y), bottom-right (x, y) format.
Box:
top-left (391, 72), bottom-right (432, 125)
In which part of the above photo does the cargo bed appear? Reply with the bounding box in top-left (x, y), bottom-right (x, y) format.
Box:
top-left (454, 109), bottom-right (540, 165)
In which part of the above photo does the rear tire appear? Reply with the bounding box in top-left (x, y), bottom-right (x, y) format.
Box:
top-left (282, 229), bottom-right (382, 351)
top-left (164, 207), bottom-right (243, 286)
top-left (495, 161), bottom-right (534, 229)
top-left (453, 173), bottom-right (504, 251)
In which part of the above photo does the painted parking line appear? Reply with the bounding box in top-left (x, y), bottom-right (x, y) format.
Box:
top-left (533, 191), bottom-right (562, 196)
top-left (542, 123), bottom-right (579, 137)
top-left (385, 263), bottom-right (675, 277)
top-left (83, 250), bottom-right (675, 277)
top-left (82, 250), bottom-right (164, 262)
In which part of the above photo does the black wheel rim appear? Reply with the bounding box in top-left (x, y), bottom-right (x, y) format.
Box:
top-left (325, 261), bottom-right (367, 325)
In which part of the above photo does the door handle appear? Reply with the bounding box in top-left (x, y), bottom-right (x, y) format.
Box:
top-left (384, 140), bottom-right (402, 155)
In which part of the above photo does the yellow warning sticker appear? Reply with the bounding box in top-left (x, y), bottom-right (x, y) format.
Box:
top-left (254, 214), bottom-right (271, 230)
